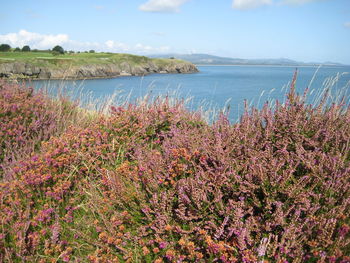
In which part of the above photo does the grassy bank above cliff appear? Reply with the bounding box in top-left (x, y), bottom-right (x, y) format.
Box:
top-left (0, 52), bottom-right (198, 79)
top-left (0, 78), bottom-right (349, 262)
top-left (0, 51), bottom-right (184, 67)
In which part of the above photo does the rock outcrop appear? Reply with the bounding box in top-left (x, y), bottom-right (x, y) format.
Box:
top-left (0, 61), bottom-right (198, 80)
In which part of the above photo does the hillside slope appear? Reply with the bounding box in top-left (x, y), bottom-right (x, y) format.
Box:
top-left (150, 53), bottom-right (344, 66)
top-left (0, 52), bottom-right (198, 79)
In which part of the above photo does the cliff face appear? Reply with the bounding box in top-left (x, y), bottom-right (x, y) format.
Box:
top-left (0, 61), bottom-right (198, 80)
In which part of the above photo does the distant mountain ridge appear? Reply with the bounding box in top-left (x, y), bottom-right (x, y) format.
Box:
top-left (150, 53), bottom-right (344, 66)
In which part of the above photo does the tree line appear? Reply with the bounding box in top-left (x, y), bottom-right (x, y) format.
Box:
top-left (0, 44), bottom-right (95, 54)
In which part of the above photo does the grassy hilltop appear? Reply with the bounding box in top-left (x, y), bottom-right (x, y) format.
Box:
top-left (0, 51), bottom-right (183, 67)
top-left (0, 51), bottom-right (198, 79)
top-left (0, 78), bottom-right (349, 262)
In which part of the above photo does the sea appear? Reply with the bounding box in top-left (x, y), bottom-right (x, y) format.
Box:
top-left (32, 65), bottom-right (350, 122)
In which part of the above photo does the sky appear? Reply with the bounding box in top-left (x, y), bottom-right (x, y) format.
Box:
top-left (0, 0), bottom-right (350, 64)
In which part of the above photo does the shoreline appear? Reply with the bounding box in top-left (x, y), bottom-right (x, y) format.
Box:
top-left (7, 70), bottom-right (199, 81)
top-left (195, 64), bottom-right (347, 68)
top-left (0, 52), bottom-right (199, 80)
top-left (0, 61), bottom-right (199, 81)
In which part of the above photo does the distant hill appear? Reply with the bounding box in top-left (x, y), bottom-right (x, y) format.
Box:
top-left (150, 53), bottom-right (344, 66)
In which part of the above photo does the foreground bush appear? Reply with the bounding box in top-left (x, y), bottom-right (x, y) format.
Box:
top-left (0, 77), bottom-right (349, 262)
top-left (0, 80), bottom-right (79, 178)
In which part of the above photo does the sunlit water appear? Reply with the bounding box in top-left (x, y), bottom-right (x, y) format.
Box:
top-left (32, 65), bottom-right (350, 122)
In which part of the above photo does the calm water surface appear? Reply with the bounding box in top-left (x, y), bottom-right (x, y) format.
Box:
top-left (33, 65), bottom-right (350, 121)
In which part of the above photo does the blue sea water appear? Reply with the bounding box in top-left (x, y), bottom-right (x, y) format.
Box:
top-left (32, 65), bottom-right (350, 122)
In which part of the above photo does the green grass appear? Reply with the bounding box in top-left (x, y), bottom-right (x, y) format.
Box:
top-left (0, 51), bottom-right (187, 69)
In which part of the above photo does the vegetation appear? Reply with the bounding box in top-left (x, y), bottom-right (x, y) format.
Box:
top-left (0, 50), bottom-right (187, 75)
top-left (52, 45), bottom-right (65, 55)
top-left (22, 45), bottom-right (31, 52)
top-left (0, 75), bottom-right (349, 262)
top-left (0, 44), bottom-right (11, 52)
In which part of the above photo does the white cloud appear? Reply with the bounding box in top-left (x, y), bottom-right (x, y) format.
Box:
top-left (105, 40), bottom-right (129, 51)
top-left (135, 43), bottom-right (170, 53)
top-left (232, 0), bottom-right (326, 9)
top-left (232, 0), bottom-right (272, 10)
top-left (0, 30), bottom-right (170, 54)
top-left (0, 30), bottom-right (69, 49)
top-left (139, 0), bottom-right (190, 13)
top-left (345, 22), bottom-right (350, 28)
top-left (282, 0), bottom-right (324, 4)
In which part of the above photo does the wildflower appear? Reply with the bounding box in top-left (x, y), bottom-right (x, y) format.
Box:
top-left (62, 255), bottom-right (70, 262)
top-left (196, 252), bottom-right (204, 259)
top-left (187, 241), bottom-right (195, 250)
top-left (114, 239), bottom-right (122, 245)
top-left (159, 241), bottom-right (167, 249)
top-left (142, 246), bottom-right (150, 256)
top-left (98, 232), bottom-right (108, 241)
top-left (165, 224), bottom-right (172, 231)
top-left (199, 229), bottom-right (207, 235)
top-left (107, 237), bottom-right (114, 244)
top-left (338, 224), bottom-right (350, 238)
top-left (165, 249), bottom-right (175, 260)
top-left (178, 238), bottom-right (186, 247)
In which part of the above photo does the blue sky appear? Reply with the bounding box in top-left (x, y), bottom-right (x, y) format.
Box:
top-left (1, 0), bottom-right (350, 63)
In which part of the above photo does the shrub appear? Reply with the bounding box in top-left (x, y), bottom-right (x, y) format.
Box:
top-left (0, 76), bottom-right (349, 262)
top-left (22, 45), bottom-right (31, 52)
top-left (0, 80), bottom-right (79, 179)
top-left (52, 45), bottom-right (64, 54)
top-left (0, 44), bottom-right (11, 52)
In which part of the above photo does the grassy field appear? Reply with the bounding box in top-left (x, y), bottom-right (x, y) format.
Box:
top-left (0, 77), bottom-right (349, 262)
top-left (0, 51), bottom-right (184, 68)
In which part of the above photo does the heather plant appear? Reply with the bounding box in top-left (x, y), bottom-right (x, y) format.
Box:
top-left (0, 80), bottom-right (79, 178)
top-left (0, 75), bottom-right (349, 262)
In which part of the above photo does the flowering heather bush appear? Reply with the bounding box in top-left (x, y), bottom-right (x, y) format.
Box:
top-left (1, 76), bottom-right (349, 262)
top-left (0, 80), bottom-right (78, 178)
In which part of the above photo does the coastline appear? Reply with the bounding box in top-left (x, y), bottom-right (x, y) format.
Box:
top-left (195, 64), bottom-right (347, 68)
top-left (0, 52), bottom-right (199, 80)
top-left (0, 61), bottom-right (199, 80)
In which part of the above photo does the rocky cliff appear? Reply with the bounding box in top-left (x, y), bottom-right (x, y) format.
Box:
top-left (0, 60), bottom-right (198, 80)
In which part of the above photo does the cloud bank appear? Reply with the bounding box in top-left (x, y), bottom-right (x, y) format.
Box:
top-left (0, 30), bottom-right (170, 54)
top-left (139, 0), bottom-right (190, 13)
top-left (0, 30), bottom-right (69, 49)
top-left (281, 0), bottom-right (324, 4)
top-left (232, 0), bottom-right (272, 10)
top-left (232, 0), bottom-right (327, 9)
